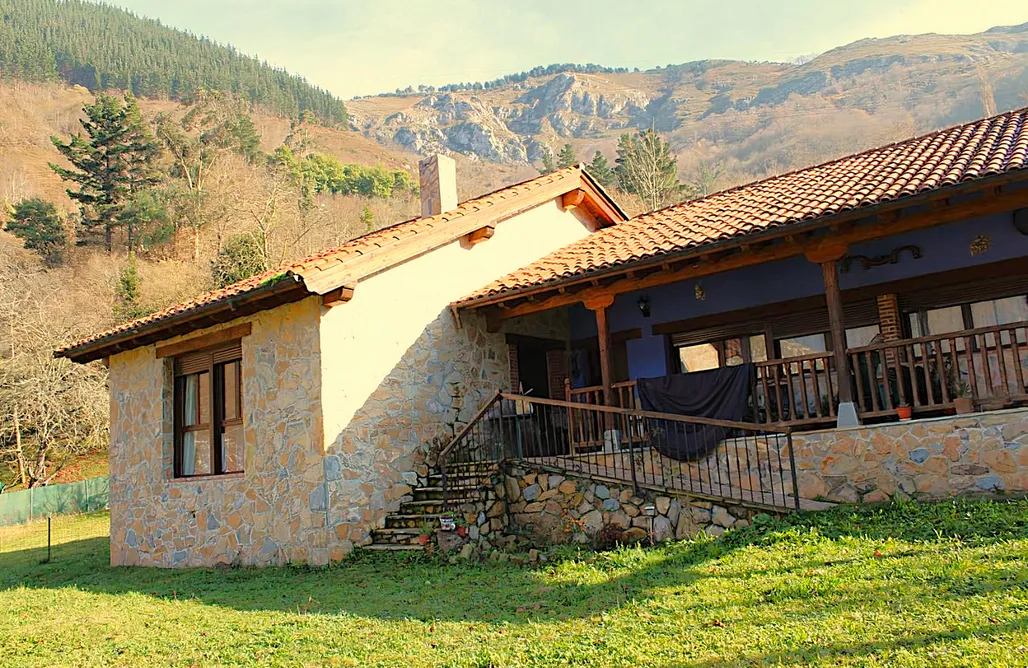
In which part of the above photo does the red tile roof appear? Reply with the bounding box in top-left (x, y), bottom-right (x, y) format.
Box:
top-left (57, 165), bottom-right (624, 361)
top-left (459, 107), bottom-right (1028, 305)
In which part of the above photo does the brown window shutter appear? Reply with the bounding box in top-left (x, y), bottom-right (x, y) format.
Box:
top-left (507, 342), bottom-right (520, 393)
top-left (211, 342), bottom-right (242, 364)
top-left (545, 349), bottom-right (568, 400)
top-left (175, 351), bottom-right (210, 376)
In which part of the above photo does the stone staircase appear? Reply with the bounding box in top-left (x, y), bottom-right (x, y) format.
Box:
top-left (365, 462), bottom-right (496, 551)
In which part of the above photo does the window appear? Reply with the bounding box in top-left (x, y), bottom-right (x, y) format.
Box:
top-left (776, 333), bottom-right (827, 358)
top-left (676, 334), bottom-right (767, 373)
top-left (907, 295), bottom-right (1028, 340)
top-left (174, 344), bottom-right (243, 478)
top-left (845, 324), bottom-right (881, 349)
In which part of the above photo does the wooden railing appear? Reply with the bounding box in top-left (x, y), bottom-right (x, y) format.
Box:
top-left (439, 392), bottom-right (800, 511)
top-left (849, 320), bottom-right (1028, 418)
top-left (562, 320), bottom-right (1028, 434)
top-left (752, 352), bottom-right (837, 428)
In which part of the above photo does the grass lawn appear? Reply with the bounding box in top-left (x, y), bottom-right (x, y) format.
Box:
top-left (1, 499), bottom-right (1027, 667)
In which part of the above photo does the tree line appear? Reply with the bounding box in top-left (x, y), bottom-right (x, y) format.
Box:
top-left (0, 0), bottom-right (347, 125)
top-left (541, 130), bottom-right (722, 212)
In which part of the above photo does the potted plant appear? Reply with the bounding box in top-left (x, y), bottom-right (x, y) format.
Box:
top-left (954, 382), bottom-right (974, 415)
top-left (418, 520), bottom-right (433, 546)
top-left (453, 517), bottom-right (469, 538)
top-left (896, 404), bottom-right (912, 421)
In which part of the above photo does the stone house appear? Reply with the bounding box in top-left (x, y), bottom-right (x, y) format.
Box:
top-left (59, 108), bottom-right (1028, 566)
top-left (57, 156), bottom-right (626, 566)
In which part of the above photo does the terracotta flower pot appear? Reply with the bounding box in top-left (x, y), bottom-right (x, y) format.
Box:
top-left (418, 534), bottom-right (431, 546)
top-left (897, 405), bottom-right (912, 421)
top-left (456, 526), bottom-right (467, 538)
top-left (954, 397), bottom-right (975, 415)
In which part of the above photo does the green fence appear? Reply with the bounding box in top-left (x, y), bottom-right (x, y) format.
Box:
top-left (0, 476), bottom-right (110, 527)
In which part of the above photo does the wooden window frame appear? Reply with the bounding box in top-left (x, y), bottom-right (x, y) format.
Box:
top-left (173, 342), bottom-right (244, 479)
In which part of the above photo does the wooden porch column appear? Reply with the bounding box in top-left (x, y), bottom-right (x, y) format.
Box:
top-left (585, 295), bottom-right (616, 406)
top-left (806, 244), bottom-right (859, 426)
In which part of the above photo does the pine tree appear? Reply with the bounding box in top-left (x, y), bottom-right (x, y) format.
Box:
top-left (586, 151), bottom-right (615, 187)
top-left (556, 143), bottom-right (577, 170)
top-left (360, 205), bottom-right (374, 233)
top-left (115, 252), bottom-right (145, 320)
top-left (614, 129), bottom-right (689, 212)
top-left (4, 198), bottom-right (67, 266)
top-left (539, 150), bottom-right (556, 175)
top-left (50, 93), bottom-right (162, 252)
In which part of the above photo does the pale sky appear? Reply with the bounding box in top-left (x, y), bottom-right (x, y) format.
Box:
top-left (110, 0), bottom-right (1028, 99)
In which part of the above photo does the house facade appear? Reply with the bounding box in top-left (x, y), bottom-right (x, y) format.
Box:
top-left (59, 156), bottom-right (626, 566)
top-left (59, 109), bottom-right (1028, 566)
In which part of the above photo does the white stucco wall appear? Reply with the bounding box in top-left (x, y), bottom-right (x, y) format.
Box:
top-left (317, 197), bottom-right (589, 546)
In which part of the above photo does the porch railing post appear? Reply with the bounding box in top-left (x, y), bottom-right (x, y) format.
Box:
top-left (807, 246), bottom-right (859, 427)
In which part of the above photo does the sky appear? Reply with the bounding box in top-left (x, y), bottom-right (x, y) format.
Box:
top-left (109, 0), bottom-right (1028, 99)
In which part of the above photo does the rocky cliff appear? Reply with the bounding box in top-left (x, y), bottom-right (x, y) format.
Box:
top-left (349, 24), bottom-right (1028, 183)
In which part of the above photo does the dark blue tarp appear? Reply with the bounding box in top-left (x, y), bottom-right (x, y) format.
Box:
top-left (637, 365), bottom-right (754, 461)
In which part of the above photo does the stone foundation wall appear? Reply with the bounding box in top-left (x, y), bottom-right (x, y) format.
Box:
top-left (791, 408), bottom-right (1028, 503)
top-left (438, 464), bottom-right (766, 556)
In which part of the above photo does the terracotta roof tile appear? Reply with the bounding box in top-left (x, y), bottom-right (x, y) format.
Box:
top-left (460, 107), bottom-right (1028, 304)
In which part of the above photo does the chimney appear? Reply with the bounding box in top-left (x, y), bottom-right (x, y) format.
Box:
top-left (418, 153), bottom-right (457, 218)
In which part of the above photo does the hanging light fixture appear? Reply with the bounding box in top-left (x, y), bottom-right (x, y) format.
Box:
top-left (694, 282), bottom-right (706, 301)
top-left (637, 295), bottom-right (651, 318)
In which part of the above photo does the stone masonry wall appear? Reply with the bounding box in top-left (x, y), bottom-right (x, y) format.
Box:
top-left (503, 465), bottom-right (760, 545)
top-left (441, 464), bottom-right (765, 555)
top-left (791, 408), bottom-right (1028, 503)
top-left (109, 298), bottom-right (328, 567)
top-left (317, 199), bottom-right (586, 556)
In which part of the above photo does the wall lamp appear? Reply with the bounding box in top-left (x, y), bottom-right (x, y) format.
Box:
top-left (637, 295), bottom-right (651, 319)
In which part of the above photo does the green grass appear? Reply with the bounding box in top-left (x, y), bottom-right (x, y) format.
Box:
top-left (2, 499), bottom-right (1027, 667)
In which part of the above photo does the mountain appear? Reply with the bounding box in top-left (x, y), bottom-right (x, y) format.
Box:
top-left (350, 24), bottom-right (1028, 188)
top-left (0, 0), bottom-right (347, 125)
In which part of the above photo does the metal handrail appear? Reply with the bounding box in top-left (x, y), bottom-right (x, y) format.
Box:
top-left (439, 391), bottom-right (800, 512)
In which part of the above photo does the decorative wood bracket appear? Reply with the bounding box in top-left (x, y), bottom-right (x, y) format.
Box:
top-left (583, 294), bottom-right (615, 311)
top-left (322, 285), bottom-right (356, 308)
top-left (841, 245), bottom-right (921, 273)
top-left (561, 189), bottom-right (587, 210)
top-left (463, 225), bottom-right (495, 246)
top-left (803, 242), bottom-right (849, 264)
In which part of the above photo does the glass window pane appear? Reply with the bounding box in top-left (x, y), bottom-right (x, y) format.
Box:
top-left (197, 371), bottom-right (210, 425)
top-left (183, 374), bottom-right (199, 426)
top-left (925, 306), bottom-right (964, 336)
top-left (908, 313), bottom-right (925, 338)
top-left (221, 424), bottom-right (245, 473)
top-left (778, 333), bottom-right (826, 358)
top-left (723, 338), bottom-right (745, 366)
top-left (222, 361), bottom-right (240, 420)
top-left (748, 335), bottom-right (768, 363)
top-left (182, 429), bottom-right (211, 476)
top-left (678, 343), bottom-right (719, 373)
top-left (846, 325), bottom-right (881, 349)
top-left (971, 295), bottom-right (1028, 328)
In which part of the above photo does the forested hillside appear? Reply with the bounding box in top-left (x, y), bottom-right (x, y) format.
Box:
top-left (0, 0), bottom-right (347, 124)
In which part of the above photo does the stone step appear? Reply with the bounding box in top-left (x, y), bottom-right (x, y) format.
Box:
top-left (363, 543), bottom-right (424, 552)
top-left (427, 474), bottom-right (492, 485)
top-left (399, 500), bottom-right (474, 515)
top-left (370, 529), bottom-right (427, 546)
top-left (413, 486), bottom-right (482, 501)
